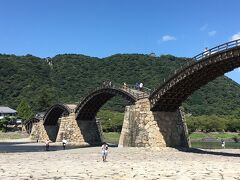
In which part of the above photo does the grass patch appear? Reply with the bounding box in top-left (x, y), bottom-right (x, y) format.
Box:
top-left (0, 131), bottom-right (28, 139)
top-left (190, 132), bottom-right (240, 140)
top-left (211, 133), bottom-right (240, 139)
top-left (189, 133), bottom-right (209, 139)
top-left (103, 132), bottom-right (120, 144)
top-left (104, 132), bottom-right (240, 143)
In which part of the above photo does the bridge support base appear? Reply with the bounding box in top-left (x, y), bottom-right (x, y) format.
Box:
top-left (56, 113), bottom-right (102, 146)
top-left (30, 113), bottom-right (103, 145)
top-left (30, 122), bottom-right (52, 142)
top-left (119, 98), bottom-right (189, 148)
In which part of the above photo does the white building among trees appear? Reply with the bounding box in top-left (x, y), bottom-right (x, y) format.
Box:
top-left (0, 106), bottom-right (17, 119)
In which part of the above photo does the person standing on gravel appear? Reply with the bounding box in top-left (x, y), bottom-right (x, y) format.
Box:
top-left (101, 142), bottom-right (108, 162)
top-left (221, 139), bottom-right (225, 149)
top-left (45, 139), bottom-right (50, 151)
top-left (62, 138), bottom-right (67, 150)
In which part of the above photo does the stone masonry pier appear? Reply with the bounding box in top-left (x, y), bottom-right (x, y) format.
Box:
top-left (119, 98), bottom-right (189, 148)
top-left (31, 113), bottom-right (102, 146)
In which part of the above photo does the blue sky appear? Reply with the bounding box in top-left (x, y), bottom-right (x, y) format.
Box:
top-left (0, 0), bottom-right (240, 84)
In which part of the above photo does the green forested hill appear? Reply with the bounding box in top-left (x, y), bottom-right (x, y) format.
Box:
top-left (0, 54), bottom-right (56, 111)
top-left (1, 53), bottom-right (240, 116)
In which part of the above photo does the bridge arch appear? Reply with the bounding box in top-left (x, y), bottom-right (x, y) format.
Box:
top-left (43, 104), bottom-right (71, 125)
top-left (75, 84), bottom-right (144, 120)
top-left (150, 39), bottom-right (240, 111)
top-left (74, 83), bottom-right (149, 145)
top-left (24, 118), bottom-right (40, 134)
top-left (42, 104), bottom-right (76, 142)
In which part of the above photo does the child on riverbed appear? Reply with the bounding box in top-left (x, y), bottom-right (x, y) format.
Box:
top-left (221, 139), bottom-right (225, 148)
top-left (101, 142), bottom-right (108, 162)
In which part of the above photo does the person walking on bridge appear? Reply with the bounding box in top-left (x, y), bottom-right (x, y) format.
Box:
top-left (139, 82), bottom-right (143, 91)
top-left (135, 82), bottom-right (139, 90)
top-left (123, 82), bottom-right (127, 90)
top-left (204, 47), bottom-right (209, 57)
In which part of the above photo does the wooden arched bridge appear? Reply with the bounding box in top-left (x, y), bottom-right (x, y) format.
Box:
top-left (75, 83), bottom-right (151, 121)
top-left (31, 84), bottom-right (152, 143)
top-left (42, 83), bottom-right (151, 126)
top-left (30, 39), bottom-right (240, 148)
top-left (150, 39), bottom-right (240, 111)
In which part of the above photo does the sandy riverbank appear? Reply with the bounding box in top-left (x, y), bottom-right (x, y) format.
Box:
top-left (0, 141), bottom-right (239, 179)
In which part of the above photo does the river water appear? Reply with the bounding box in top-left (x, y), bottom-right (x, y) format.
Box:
top-left (191, 141), bottom-right (240, 149)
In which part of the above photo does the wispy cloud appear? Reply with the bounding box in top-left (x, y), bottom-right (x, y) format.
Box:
top-left (161, 35), bottom-right (176, 42)
top-left (230, 32), bottom-right (240, 41)
top-left (208, 30), bottom-right (216, 37)
top-left (200, 24), bottom-right (208, 31)
top-left (200, 24), bottom-right (217, 37)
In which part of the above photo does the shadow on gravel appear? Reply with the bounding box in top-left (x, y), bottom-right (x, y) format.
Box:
top-left (0, 142), bottom-right (33, 145)
top-left (0, 142), bottom-right (83, 153)
top-left (0, 141), bottom-right (119, 153)
top-left (106, 143), bottom-right (118, 147)
top-left (177, 147), bottom-right (240, 157)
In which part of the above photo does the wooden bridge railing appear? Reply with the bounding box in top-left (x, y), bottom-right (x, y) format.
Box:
top-left (193, 39), bottom-right (240, 61)
top-left (95, 82), bottom-right (152, 99)
top-left (150, 38), bottom-right (240, 96)
top-left (75, 82), bottom-right (152, 114)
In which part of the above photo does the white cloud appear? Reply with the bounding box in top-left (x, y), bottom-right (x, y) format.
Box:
top-left (208, 30), bottom-right (216, 37)
top-left (237, 68), bottom-right (240, 72)
top-left (230, 32), bottom-right (240, 41)
top-left (200, 24), bottom-right (208, 31)
top-left (162, 35), bottom-right (176, 42)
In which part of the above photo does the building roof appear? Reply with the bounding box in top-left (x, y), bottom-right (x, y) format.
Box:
top-left (0, 107), bottom-right (17, 114)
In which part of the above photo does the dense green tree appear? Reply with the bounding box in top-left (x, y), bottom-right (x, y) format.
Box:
top-left (16, 100), bottom-right (34, 122)
top-left (186, 115), bottom-right (240, 133)
top-left (0, 117), bottom-right (10, 132)
top-left (35, 88), bottom-right (56, 111)
top-left (97, 110), bottom-right (124, 132)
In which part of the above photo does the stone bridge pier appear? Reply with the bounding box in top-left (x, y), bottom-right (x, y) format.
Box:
top-left (30, 123), bottom-right (59, 142)
top-left (55, 113), bottom-right (103, 146)
top-left (119, 98), bottom-right (189, 148)
top-left (30, 113), bottom-right (103, 146)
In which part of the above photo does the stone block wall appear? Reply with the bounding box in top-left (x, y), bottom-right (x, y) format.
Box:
top-left (56, 113), bottom-right (102, 146)
top-left (119, 98), bottom-right (189, 148)
top-left (30, 113), bottom-right (103, 146)
top-left (118, 106), bottom-right (132, 147)
top-left (30, 121), bottom-right (50, 142)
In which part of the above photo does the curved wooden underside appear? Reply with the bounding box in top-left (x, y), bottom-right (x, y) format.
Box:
top-left (24, 118), bottom-right (40, 134)
top-left (43, 104), bottom-right (71, 125)
top-left (150, 45), bottom-right (240, 111)
top-left (75, 88), bottom-right (137, 121)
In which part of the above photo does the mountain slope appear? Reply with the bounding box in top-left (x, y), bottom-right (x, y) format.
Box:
top-left (0, 53), bottom-right (240, 116)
